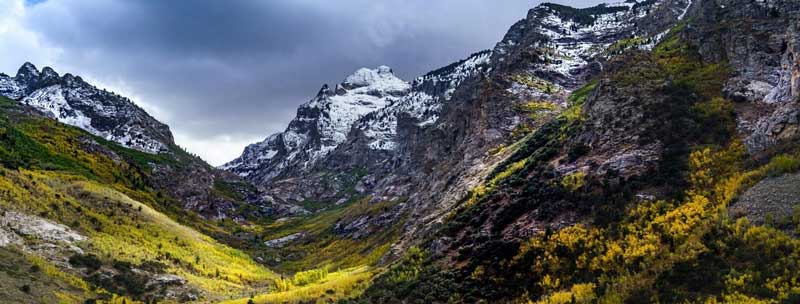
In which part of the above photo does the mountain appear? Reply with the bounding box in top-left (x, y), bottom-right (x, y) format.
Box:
top-left (351, 0), bottom-right (800, 302)
top-left (222, 65), bottom-right (412, 183)
top-left (0, 95), bottom-right (277, 303)
top-left (224, 0), bottom-right (693, 234)
top-left (0, 63), bottom-right (173, 154)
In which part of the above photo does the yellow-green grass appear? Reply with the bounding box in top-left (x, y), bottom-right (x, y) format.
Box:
top-left (0, 168), bottom-right (276, 299)
top-left (511, 74), bottom-right (560, 93)
top-left (221, 266), bottom-right (376, 304)
top-left (0, 246), bottom-right (87, 304)
top-left (506, 143), bottom-right (800, 303)
top-left (258, 198), bottom-right (404, 273)
top-left (0, 246), bottom-right (142, 304)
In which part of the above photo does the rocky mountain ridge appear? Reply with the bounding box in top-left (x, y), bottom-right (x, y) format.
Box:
top-left (0, 63), bottom-right (173, 154)
top-left (221, 65), bottom-right (412, 183)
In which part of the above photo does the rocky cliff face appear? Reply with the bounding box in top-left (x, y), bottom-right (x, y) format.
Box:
top-left (0, 63), bottom-right (173, 153)
top-left (688, 0), bottom-right (800, 153)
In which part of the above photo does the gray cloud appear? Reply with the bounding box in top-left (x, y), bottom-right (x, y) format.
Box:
top-left (9, 0), bottom-right (608, 165)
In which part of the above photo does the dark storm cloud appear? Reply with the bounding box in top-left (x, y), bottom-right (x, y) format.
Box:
top-left (16, 0), bottom-right (608, 164)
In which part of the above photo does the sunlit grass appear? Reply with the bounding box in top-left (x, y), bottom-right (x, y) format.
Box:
top-left (221, 266), bottom-right (376, 304)
top-left (0, 168), bottom-right (276, 299)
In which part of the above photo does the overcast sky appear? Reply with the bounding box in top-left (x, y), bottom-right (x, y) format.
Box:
top-left (1, 0), bottom-right (608, 165)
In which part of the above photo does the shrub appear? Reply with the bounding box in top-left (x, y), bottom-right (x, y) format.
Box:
top-left (293, 266), bottom-right (330, 286)
top-left (765, 154), bottom-right (800, 177)
top-left (561, 172), bottom-right (586, 192)
top-left (69, 254), bottom-right (103, 273)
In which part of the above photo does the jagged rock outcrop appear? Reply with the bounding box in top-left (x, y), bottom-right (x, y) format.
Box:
top-left (0, 63), bottom-right (173, 153)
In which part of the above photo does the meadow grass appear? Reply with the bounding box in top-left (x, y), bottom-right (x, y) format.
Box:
top-left (221, 266), bottom-right (375, 304)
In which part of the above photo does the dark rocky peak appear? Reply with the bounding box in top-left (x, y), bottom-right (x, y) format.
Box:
top-left (335, 84), bottom-right (347, 95)
top-left (15, 62), bottom-right (42, 89)
top-left (39, 66), bottom-right (62, 87)
top-left (61, 73), bottom-right (81, 85)
top-left (316, 84), bottom-right (332, 98)
top-left (16, 62), bottom-right (40, 79)
top-left (40, 66), bottom-right (59, 79)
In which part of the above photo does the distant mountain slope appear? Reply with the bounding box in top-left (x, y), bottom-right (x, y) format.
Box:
top-left (0, 63), bottom-right (173, 153)
top-left (0, 64), bottom-right (276, 221)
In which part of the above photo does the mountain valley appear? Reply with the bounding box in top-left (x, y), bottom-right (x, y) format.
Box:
top-left (2, 0), bottom-right (800, 303)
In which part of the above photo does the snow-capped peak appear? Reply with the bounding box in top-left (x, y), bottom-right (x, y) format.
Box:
top-left (223, 65), bottom-right (415, 181)
top-left (343, 66), bottom-right (409, 93)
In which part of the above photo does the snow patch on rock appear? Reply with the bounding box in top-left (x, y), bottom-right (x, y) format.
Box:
top-left (355, 51), bottom-right (492, 150)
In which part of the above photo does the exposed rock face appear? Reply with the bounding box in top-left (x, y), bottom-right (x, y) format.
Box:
top-left (263, 232), bottom-right (306, 248)
top-left (0, 63), bottom-right (173, 153)
top-left (747, 102), bottom-right (800, 152)
top-left (568, 55), bottom-right (673, 179)
top-left (682, 0), bottom-right (800, 152)
top-left (0, 211), bottom-right (86, 267)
